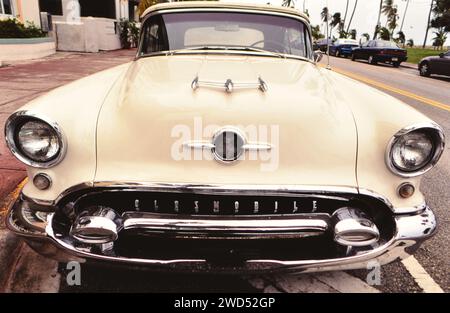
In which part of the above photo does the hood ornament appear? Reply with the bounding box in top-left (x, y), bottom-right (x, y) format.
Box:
top-left (184, 127), bottom-right (272, 163)
top-left (191, 76), bottom-right (268, 93)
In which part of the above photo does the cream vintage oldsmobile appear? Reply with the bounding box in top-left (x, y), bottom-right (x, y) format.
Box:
top-left (4, 2), bottom-right (445, 273)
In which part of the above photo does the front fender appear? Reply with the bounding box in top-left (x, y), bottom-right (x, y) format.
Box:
top-left (12, 63), bottom-right (131, 202)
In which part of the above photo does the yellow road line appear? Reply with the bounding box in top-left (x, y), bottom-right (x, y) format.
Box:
top-left (320, 64), bottom-right (450, 112)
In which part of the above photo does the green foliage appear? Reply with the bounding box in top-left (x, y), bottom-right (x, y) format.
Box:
top-left (321, 7), bottom-right (329, 23)
top-left (382, 0), bottom-right (399, 34)
top-left (119, 19), bottom-right (140, 49)
top-left (282, 0), bottom-right (296, 7)
top-left (362, 33), bottom-right (371, 41)
top-left (431, 0), bottom-right (450, 33)
top-left (432, 28), bottom-right (448, 49)
top-left (406, 38), bottom-right (414, 47)
top-left (311, 25), bottom-right (324, 40)
top-left (379, 27), bottom-right (391, 40)
top-left (0, 19), bottom-right (46, 38)
top-left (396, 31), bottom-right (405, 46)
top-left (349, 29), bottom-right (357, 40)
top-left (330, 12), bottom-right (342, 29)
top-left (338, 30), bottom-right (348, 39)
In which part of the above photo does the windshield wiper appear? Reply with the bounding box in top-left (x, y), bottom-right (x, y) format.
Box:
top-left (224, 46), bottom-right (285, 58)
top-left (167, 45), bottom-right (285, 58)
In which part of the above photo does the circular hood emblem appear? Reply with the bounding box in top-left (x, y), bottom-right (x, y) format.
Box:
top-left (212, 128), bottom-right (245, 162)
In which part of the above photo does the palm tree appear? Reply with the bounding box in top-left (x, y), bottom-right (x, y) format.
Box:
top-left (396, 31), bottom-right (406, 46)
top-left (362, 33), bottom-right (371, 42)
top-left (423, 0), bottom-right (434, 48)
top-left (342, 0), bottom-right (350, 30)
top-left (346, 0), bottom-right (359, 34)
top-left (379, 27), bottom-right (391, 40)
top-left (330, 12), bottom-right (346, 38)
top-left (399, 0), bottom-right (410, 32)
top-left (321, 7), bottom-right (330, 23)
top-left (349, 29), bottom-right (357, 40)
top-left (406, 38), bottom-right (414, 47)
top-left (387, 6), bottom-right (399, 36)
top-left (330, 12), bottom-right (342, 29)
top-left (382, 0), bottom-right (395, 23)
top-left (282, 0), bottom-right (296, 7)
top-left (432, 28), bottom-right (448, 50)
top-left (321, 7), bottom-right (330, 41)
top-left (382, 0), bottom-right (399, 36)
top-left (311, 25), bottom-right (324, 41)
top-left (374, 0), bottom-right (383, 39)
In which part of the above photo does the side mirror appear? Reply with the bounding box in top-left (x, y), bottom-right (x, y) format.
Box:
top-left (314, 50), bottom-right (323, 63)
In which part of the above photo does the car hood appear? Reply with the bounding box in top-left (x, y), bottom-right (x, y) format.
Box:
top-left (95, 55), bottom-right (358, 187)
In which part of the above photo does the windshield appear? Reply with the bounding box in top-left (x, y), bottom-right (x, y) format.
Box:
top-left (139, 12), bottom-right (312, 59)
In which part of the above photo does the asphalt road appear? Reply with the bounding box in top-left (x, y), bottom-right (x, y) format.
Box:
top-left (321, 56), bottom-right (450, 293)
top-left (1, 52), bottom-right (448, 293)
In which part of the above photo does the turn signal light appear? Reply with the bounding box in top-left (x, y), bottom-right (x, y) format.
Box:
top-left (398, 183), bottom-right (415, 198)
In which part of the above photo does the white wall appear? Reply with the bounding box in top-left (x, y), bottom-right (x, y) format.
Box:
top-left (115, 0), bottom-right (129, 20)
top-left (0, 39), bottom-right (56, 61)
top-left (55, 17), bottom-right (121, 52)
top-left (20, 0), bottom-right (41, 27)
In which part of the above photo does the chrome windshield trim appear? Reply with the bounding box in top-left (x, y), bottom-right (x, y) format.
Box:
top-left (136, 7), bottom-right (314, 62)
top-left (137, 50), bottom-right (315, 63)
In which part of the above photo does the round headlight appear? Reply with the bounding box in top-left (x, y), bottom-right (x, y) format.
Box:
top-left (387, 124), bottom-right (445, 177)
top-left (391, 131), bottom-right (433, 171)
top-left (17, 120), bottom-right (60, 162)
top-left (5, 112), bottom-right (66, 168)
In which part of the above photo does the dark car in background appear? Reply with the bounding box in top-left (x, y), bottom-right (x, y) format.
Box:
top-left (419, 50), bottom-right (450, 77)
top-left (351, 40), bottom-right (407, 67)
top-left (314, 38), bottom-right (332, 53)
top-left (329, 39), bottom-right (359, 57)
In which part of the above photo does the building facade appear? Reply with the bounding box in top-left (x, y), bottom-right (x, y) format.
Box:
top-left (1, 0), bottom-right (140, 52)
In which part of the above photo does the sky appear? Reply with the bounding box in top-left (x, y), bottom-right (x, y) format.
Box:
top-left (222, 0), bottom-right (449, 46)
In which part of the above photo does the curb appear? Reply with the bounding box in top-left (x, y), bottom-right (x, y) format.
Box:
top-left (401, 62), bottom-right (418, 70)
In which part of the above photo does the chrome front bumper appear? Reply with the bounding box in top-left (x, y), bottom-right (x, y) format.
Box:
top-left (5, 194), bottom-right (437, 274)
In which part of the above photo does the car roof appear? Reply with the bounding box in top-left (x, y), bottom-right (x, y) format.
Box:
top-left (335, 39), bottom-right (358, 44)
top-left (141, 1), bottom-right (310, 22)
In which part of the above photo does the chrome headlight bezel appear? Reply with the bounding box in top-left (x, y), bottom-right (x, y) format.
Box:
top-left (386, 123), bottom-right (445, 177)
top-left (4, 111), bottom-right (67, 168)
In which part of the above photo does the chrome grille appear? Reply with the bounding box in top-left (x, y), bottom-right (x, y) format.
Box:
top-left (73, 191), bottom-right (351, 216)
